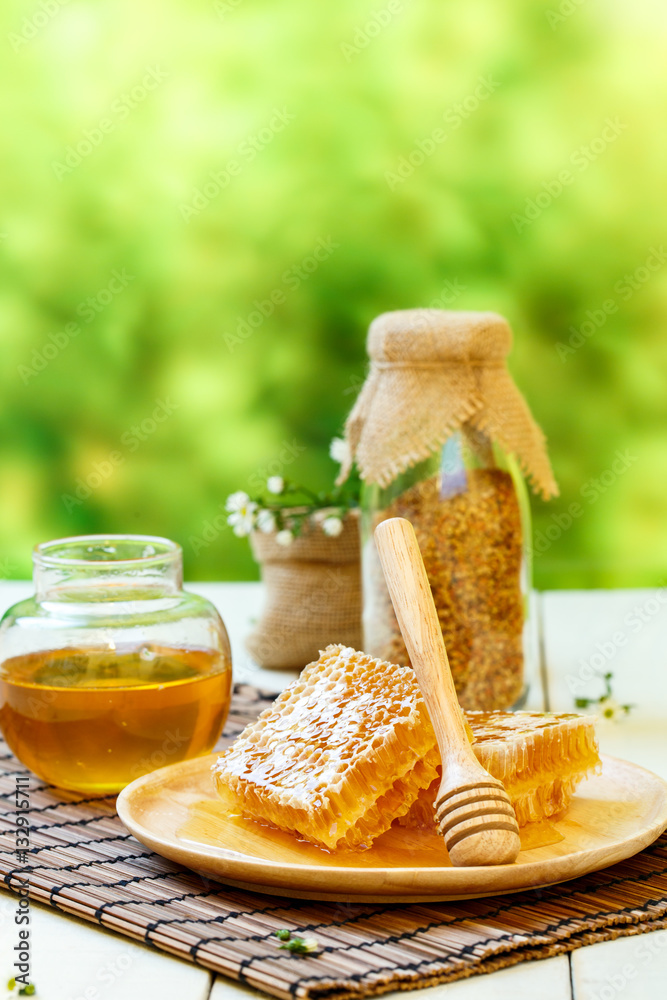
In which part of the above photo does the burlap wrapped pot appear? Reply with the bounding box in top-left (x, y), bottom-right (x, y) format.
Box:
top-left (245, 511), bottom-right (362, 669)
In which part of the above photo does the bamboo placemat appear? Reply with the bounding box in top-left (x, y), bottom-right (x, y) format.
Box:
top-left (2, 684), bottom-right (667, 1000)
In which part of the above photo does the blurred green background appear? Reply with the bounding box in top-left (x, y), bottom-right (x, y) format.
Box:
top-left (1, 0), bottom-right (666, 588)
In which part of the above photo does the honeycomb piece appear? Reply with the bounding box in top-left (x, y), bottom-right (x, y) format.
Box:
top-left (213, 644), bottom-right (441, 850)
top-left (215, 645), bottom-right (600, 850)
top-left (401, 709), bottom-right (601, 830)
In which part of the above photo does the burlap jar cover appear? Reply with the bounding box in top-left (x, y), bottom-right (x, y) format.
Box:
top-left (339, 309), bottom-right (558, 497)
top-left (339, 308), bottom-right (558, 710)
top-left (245, 511), bottom-right (362, 669)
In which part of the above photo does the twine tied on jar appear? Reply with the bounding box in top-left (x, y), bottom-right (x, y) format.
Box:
top-left (337, 309), bottom-right (558, 499)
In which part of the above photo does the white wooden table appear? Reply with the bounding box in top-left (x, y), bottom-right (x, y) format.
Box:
top-left (2, 582), bottom-right (667, 1000)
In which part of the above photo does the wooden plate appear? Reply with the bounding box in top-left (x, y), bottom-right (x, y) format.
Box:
top-left (116, 753), bottom-right (667, 903)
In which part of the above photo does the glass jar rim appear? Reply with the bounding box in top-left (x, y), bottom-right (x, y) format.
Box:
top-left (33, 534), bottom-right (181, 570)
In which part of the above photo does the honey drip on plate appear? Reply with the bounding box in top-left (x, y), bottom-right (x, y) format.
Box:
top-left (0, 645), bottom-right (231, 794)
top-left (178, 798), bottom-right (563, 868)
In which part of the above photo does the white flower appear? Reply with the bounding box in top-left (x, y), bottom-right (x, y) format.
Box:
top-left (329, 437), bottom-right (350, 465)
top-left (225, 490), bottom-right (251, 513)
top-left (267, 476), bottom-right (284, 494)
top-left (299, 935), bottom-right (320, 953)
top-left (597, 697), bottom-right (628, 723)
top-left (275, 529), bottom-right (294, 546)
top-left (322, 515), bottom-right (343, 537)
top-left (225, 492), bottom-right (257, 537)
top-left (256, 509), bottom-right (276, 534)
top-left (227, 509), bottom-right (256, 537)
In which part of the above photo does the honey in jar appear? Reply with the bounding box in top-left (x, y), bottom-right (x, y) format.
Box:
top-left (0, 644), bottom-right (231, 794)
top-left (0, 534), bottom-right (233, 793)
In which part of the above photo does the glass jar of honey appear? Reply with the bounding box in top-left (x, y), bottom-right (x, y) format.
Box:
top-left (0, 535), bottom-right (232, 794)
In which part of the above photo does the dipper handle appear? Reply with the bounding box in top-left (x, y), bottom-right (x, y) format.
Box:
top-left (374, 517), bottom-right (520, 866)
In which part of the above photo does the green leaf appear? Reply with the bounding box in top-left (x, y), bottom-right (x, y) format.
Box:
top-left (278, 935), bottom-right (319, 954)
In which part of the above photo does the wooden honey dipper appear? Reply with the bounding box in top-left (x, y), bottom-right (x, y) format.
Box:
top-left (374, 517), bottom-right (521, 866)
